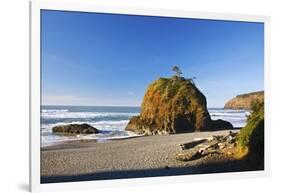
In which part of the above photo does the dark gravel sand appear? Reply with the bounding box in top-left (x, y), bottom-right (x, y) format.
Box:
top-left (41, 129), bottom-right (253, 183)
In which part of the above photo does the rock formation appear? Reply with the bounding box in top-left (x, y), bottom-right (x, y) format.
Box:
top-left (52, 123), bottom-right (99, 135)
top-left (236, 100), bottom-right (264, 169)
top-left (224, 91), bottom-right (264, 109)
top-left (125, 76), bottom-right (233, 135)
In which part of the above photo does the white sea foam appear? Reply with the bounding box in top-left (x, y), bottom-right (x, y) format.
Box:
top-left (210, 112), bottom-right (249, 117)
top-left (80, 132), bottom-right (142, 142)
top-left (41, 109), bottom-right (69, 113)
top-left (209, 109), bottom-right (249, 115)
top-left (209, 109), bottom-right (250, 128)
top-left (41, 135), bottom-right (86, 147)
top-left (40, 120), bottom-right (139, 147)
top-left (41, 111), bottom-right (138, 119)
top-left (40, 119), bottom-right (133, 146)
top-left (41, 120), bottom-right (130, 132)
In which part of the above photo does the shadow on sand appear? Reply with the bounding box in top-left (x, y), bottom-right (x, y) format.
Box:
top-left (41, 157), bottom-right (263, 184)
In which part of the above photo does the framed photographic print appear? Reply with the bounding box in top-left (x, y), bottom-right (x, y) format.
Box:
top-left (30, 1), bottom-right (270, 192)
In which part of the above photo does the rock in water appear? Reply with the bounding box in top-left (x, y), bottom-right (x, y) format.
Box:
top-left (125, 77), bottom-right (233, 135)
top-left (224, 91), bottom-right (264, 110)
top-left (52, 124), bottom-right (99, 135)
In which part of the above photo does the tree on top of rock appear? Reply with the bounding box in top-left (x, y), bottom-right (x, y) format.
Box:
top-left (172, 65), bottom-right (183, 77)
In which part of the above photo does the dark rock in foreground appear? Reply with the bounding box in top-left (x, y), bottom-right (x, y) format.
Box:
top-left (126, 76), bottom-right (233, 135)
top-left (52, 124), bottom-right (99, 135)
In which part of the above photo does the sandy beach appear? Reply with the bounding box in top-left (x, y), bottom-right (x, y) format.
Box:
top-left (40, 129), bottom-right (254, 183)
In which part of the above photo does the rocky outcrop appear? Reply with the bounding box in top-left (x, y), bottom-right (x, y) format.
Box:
top-left (224, 91), bottom-right (264, 110)
top-left (52, 124), bottom-right (99, 135)
top-left (236, 100), bottom-right (264, 169)
top-left (125, 76), bottom-right (233, 135)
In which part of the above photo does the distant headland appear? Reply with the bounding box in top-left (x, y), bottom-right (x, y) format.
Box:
top-left (224, 91), bottom-right (264, 110)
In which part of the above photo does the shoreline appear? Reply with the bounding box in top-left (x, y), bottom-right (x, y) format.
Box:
top-left (41, 133), bottom-right (144, 149)
top-left (41, 127), bottom-right (242, 150)
top-left (41, 106), bottom-right (249, 148)
top-left (40, 129), bottom-right (257, 183)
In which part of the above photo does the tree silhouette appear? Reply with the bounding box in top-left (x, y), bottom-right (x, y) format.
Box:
top-left (172, 65), bottom-right (182, 77)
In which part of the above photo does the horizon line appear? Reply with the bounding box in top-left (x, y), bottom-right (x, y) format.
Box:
top-left (41, 104), bottom-right (224, 108)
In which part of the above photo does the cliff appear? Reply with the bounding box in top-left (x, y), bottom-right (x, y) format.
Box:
top-left (125, 76), bottom-right (233, 135)
top-left (224, 91), bottom-right (264, 110)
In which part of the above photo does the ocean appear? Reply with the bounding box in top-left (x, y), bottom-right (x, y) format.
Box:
top-left (41, 105), bottom-right (250, 147)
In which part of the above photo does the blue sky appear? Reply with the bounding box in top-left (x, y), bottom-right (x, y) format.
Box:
top-left (41, 10), bottom-right (264, 107)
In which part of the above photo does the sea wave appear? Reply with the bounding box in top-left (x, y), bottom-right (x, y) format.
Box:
top-left (41, 109), bottom-right (69, 113)
top-left (40, 120), bottom-right (138, 147)
top-left (41, 111), bottom-right (139, 119)
top-left (208, 109), bottom-right (250, 128)
top-left (209, 109), bottom-right (250, 118)
top-left (210, 112), bottom-right (249, 116)
top-left (41, 120), bottom-right (130, 133)
top-left (209, 109), bottom-right (248, 113)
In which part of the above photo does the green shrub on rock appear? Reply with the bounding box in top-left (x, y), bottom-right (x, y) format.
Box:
top-left (237, 100), bottom-right (264, 149)
top-left (236, 99), bottom-right (264, 168)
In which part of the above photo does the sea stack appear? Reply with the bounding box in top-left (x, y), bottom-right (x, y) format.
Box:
top-left (125, 76), bottom-right (233, 135)
top-left (224, 91), bottom-right (264, 110)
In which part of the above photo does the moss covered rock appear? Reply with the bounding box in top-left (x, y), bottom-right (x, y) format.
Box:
top-left (234, 100), bottom-right (264, 170)
top-left (236, 100), bottom-right (264, 154)
top-left (126, 76), bottom-right (233, 135)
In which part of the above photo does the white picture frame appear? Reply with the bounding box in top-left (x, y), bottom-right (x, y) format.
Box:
top-left (30, 0), bottom-right (271, 192)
